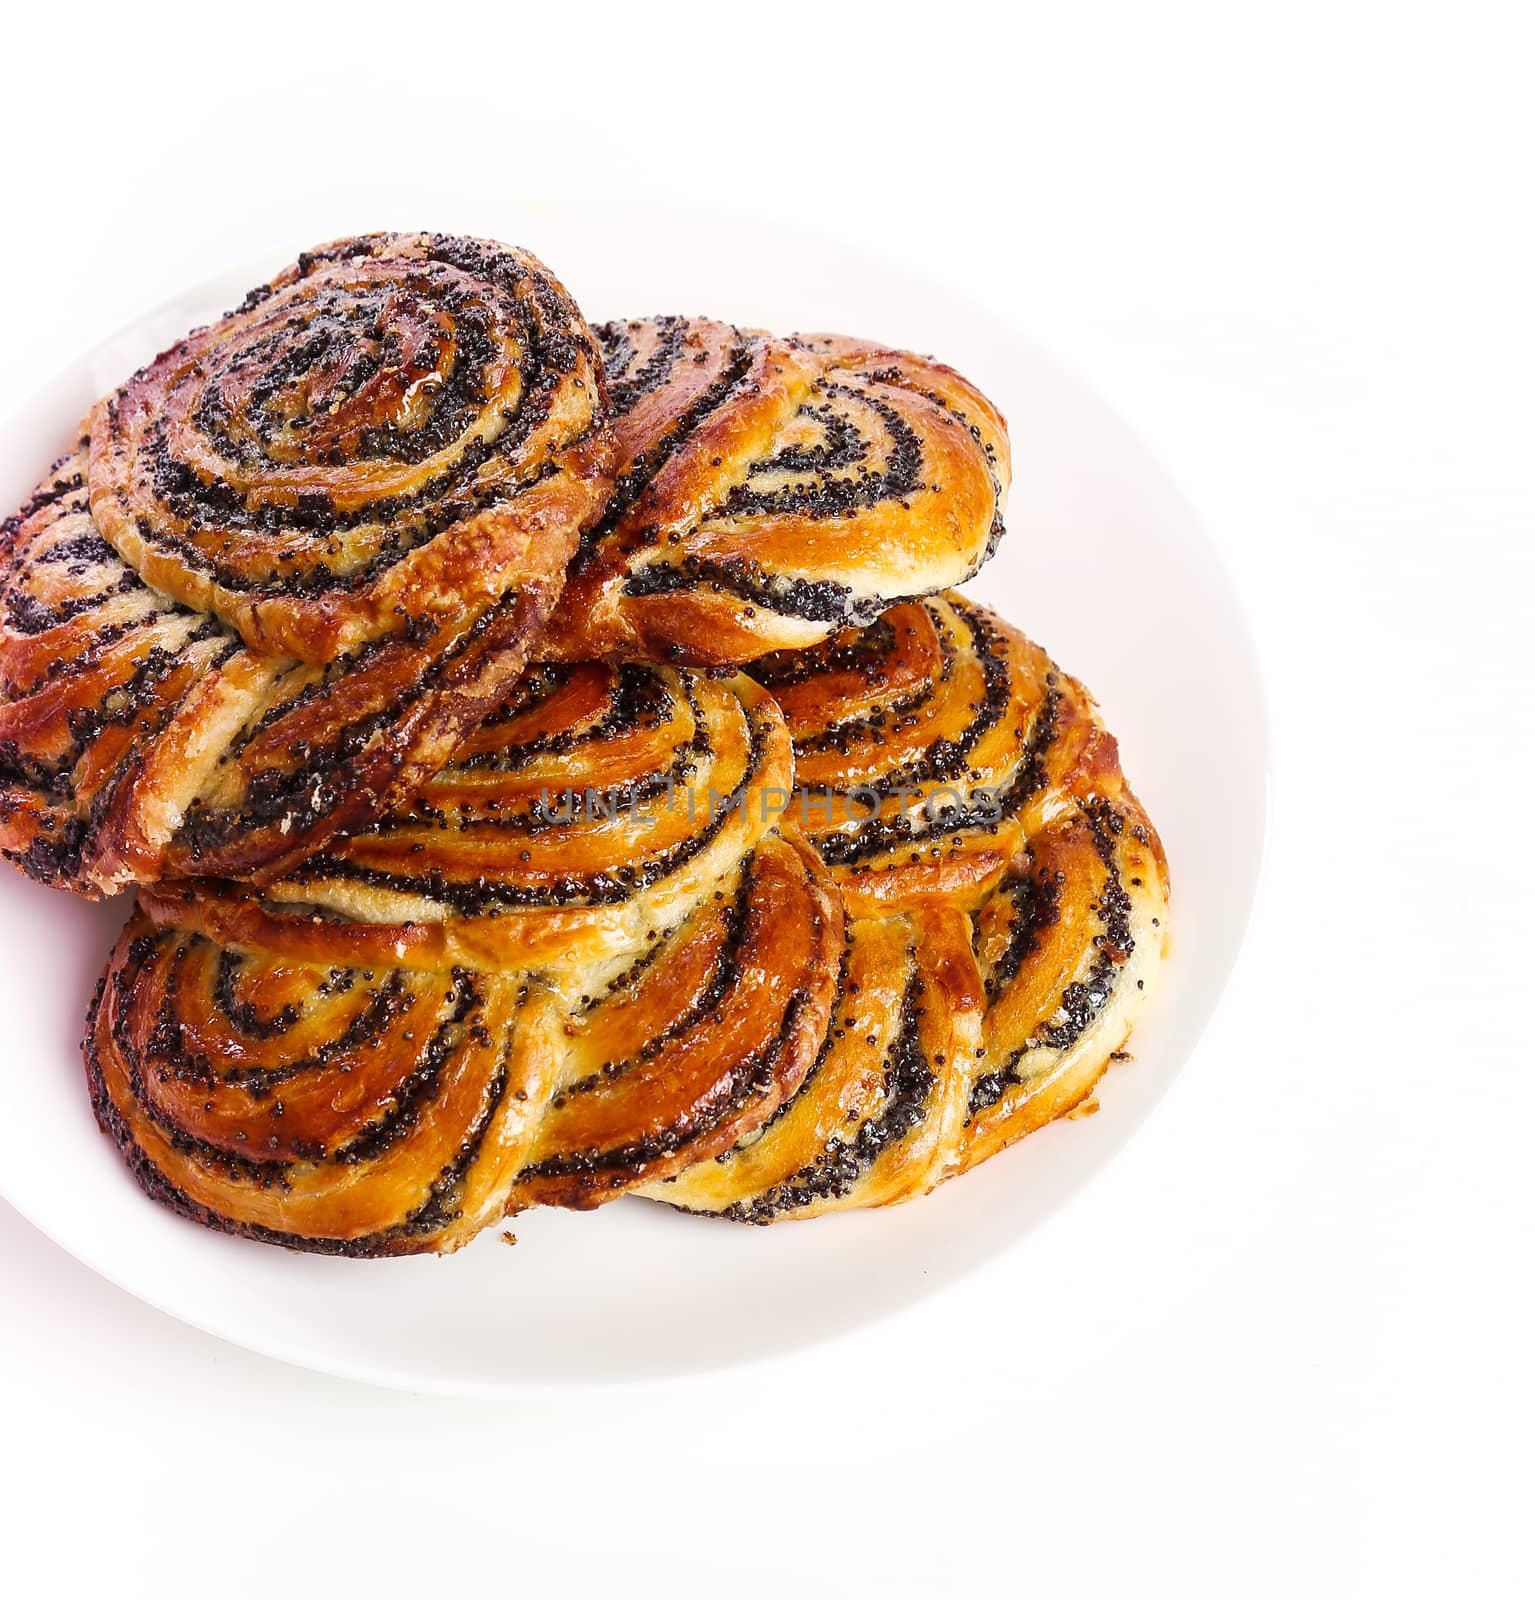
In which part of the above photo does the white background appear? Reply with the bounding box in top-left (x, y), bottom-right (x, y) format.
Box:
top-left (2, 3), bottom-right (1531, 1594)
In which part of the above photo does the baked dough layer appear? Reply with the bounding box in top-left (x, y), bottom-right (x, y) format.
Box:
top-left (544, 316), bottom-right (1009, 664)
top-left (88, 233), bottom-right (612, 664)
top-left (640, 593), bottom-right (1170, 1220)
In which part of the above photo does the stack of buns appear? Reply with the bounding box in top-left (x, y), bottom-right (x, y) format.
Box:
top-left (1, 233), bottom-right (1167, 1255)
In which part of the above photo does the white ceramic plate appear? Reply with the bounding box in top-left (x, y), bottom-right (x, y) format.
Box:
top-left (0, 211), bottom-right (1268, 1391)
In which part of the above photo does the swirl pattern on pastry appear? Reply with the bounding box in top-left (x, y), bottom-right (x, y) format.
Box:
top-left (640, 593), bottom-right (1169, 1221)
top-left (1, 442), bottom-right (568, 893)
top-left (88, 233), bottom-right (612, 663)
top-left (85, 664), bottom-right (843, 1251)
top-left (544, 316), bottom-right (1009, 664)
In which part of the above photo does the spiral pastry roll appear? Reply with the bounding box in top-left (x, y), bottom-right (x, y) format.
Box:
top-left (88, 233), bottom-right (612, 664)
top-left (545, 316), bottom-right (1009, 664)
top-left (85, 663), bottom-right (843, 1252)
top-left (0, 442), bottom-right (566, 893)
top-left (640, 593), bottom-right (1169, 1221)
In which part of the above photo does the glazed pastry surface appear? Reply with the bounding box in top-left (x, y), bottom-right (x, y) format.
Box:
top-left (544, 317), bottom-right (1009, 664)
top-left (86, 665), bottom-right (842, 1252)
top-left (1, 233), bottom-right (614, 894)
top-left (0, 444), bottom-right (566, 893)
top-left (640, 593), bottom-right (1169, 1220)
top-left (88, 233), bottom-right (613, 663)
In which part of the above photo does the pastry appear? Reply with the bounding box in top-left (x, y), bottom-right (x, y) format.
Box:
top-left (1, 235), bottom-right (614, 893)
top-left (88, 232), bottom-right (612, 662)
top-left (84, 663), bottom-right (842, 1253)
top-left (638, 592), bottom-right (1169, 1220)
top-left (544, 316), bottom-right (1009, 664)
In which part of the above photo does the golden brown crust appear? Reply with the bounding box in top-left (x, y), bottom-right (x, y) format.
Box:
top-left (88, 665), bottom-right (843, 1254)
top-left (0, 445), bottom-right (579, 895)
top-left (85, 914), bottom-right (567, 1255)
top-left (505, 828), bottom-right (841, 1211)
top-left (88, 233), bottom-right (613, 664)
top-left (640, 593), bottom-right (1169, 1221)
top-left (2, 234), bottom-right (616, 896)
top-left (542, 317), bottom-right (1009, 664)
